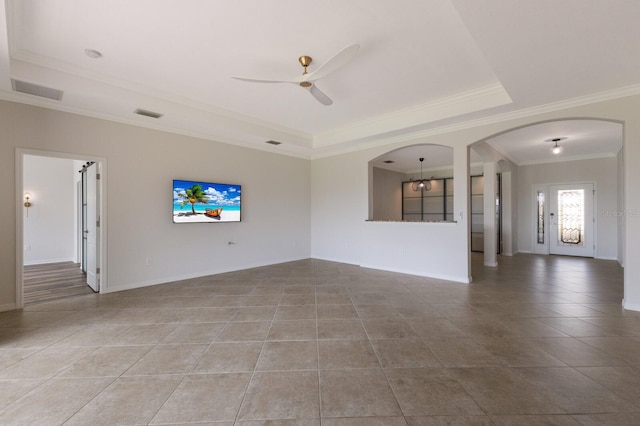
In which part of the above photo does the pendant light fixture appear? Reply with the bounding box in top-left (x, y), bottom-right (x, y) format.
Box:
top-left (411, 157), bottom-right (432, 191)
top-left (546, 137), bottom-right (566, 155)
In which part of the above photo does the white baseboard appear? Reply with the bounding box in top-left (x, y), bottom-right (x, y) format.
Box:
top-left (103, 256), bottom-right (310, 294)
top-left (622, 299), bottom-right (640, 312)
top-left (23, 257), bottom-right (76, 266)
top-left (484, 261), bottom-right (498, 267)
top-left (0, 303), bottom-right (17, 312)
top-left (359, 263), bottom-right (470, 284)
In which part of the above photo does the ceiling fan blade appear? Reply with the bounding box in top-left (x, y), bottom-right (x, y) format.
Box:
top-left (309, 85), bottom-right (333, 106)
top-left (232, 76), bottom-right (294, 84)
top-left (306, 43), bottom-right (359, 81)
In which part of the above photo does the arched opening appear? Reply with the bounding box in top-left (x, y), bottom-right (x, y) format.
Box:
top-left (468, 118), bottom-right (623, 273)
top-left (368, 144), bottom-right (464, 221)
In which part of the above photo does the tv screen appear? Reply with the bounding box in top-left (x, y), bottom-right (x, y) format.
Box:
top-left (173, 179), bottom-right (241, 223)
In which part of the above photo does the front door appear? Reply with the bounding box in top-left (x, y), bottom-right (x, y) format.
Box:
top-left (549, 183), bottom-right (594, 257)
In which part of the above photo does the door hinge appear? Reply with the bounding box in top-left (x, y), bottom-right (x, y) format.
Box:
top-left (96, 220), bottom-right (100, 227)
top-left (96, 173), bottom-right (101, 180)
top-left (96, 267), bottom-right (100, 274)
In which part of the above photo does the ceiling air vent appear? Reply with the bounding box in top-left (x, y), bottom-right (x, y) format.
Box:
top-left (383, 160), bottom-right (395, 164)
top-left (265, 140), bottom-right (282, 145)
top-left (134, 108), bottom-right (163, 119)
top-left (11, 79), bottom-right (63, 101)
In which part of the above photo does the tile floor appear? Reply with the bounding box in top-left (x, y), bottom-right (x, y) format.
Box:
top-left (0, 254), bottom-right (639, 425)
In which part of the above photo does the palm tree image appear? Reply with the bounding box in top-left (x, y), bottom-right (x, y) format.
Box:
top-left (178, 184), bottom-right (209, 215)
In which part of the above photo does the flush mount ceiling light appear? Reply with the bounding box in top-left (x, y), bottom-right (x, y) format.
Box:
top-left (545, 137), bottom-right (567, 155)
top-left (411, 157), bottom-right (432, 191)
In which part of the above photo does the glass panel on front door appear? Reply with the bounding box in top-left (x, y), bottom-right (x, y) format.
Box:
top-left (557, 189), bottom-right (584, 247)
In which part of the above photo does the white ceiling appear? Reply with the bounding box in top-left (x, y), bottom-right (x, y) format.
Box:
top-left (0, 1), bottom-right (637, 161)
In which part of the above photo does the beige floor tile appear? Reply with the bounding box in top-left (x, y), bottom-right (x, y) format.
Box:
top-left (516, 366), bottom-right (635, 413)
top-left (151, 373), bottom-right (251, 423)
top-left (571, 413), bottom-right (640, 425)
top-left (57, 345), bottom-right (153, 377)
top-left (0, 255), bottom-right (632, 424)
top-left (65, 375), bottom-right (183, 425)
top-left (124, 344), bottom-right (208, 375)
top-left (317, 320), bottom-right (368, 340)
top-left (426, 338), bottom-right (506, 367)
top-left (231, 306), bottom-right (277, 321)
top-left (105, 323), bottom-right (178, 345)
top-left (160, 322), bottom-right (225, 344)
top-left (371, 338), bottom-right (442, 368)
top-left (0, 346), bottom-right (95, 379)
top-left (0, 379), bottom-right (44, 410)
top-left (217, 321), bottom-right (271, 342)
top-left (361, 318), bottom-right (417, 339)
top-left (267, 320), bottom-right (317, 341)
top-left (0, 377), bottom-right (113, 424)
top-left (490, 414), bottom-right (582, 425)
top-left (238, 419), bottom-right (320, 425)
top-left (275, 305), bottom-right (316, 320)
top-left (319, 368), bottom-right (402, 418)
top-left (386, 368), bottom-right (484, 416)
top-left (474, 338), bottom-right (566, 367)
top-left (318, 340), bottom-right (379, 369)
top-left (448, 367), bottom-right (565, 415)
top-left (238, 371), bottom-right (319, 420)
top-left (256, 341), bottom-right (318, 371)
top-left (280, 294), bottom-right (316, 306)
top-left (323, 418), bottom-right (407, 425)
top-left (406, 416), bottom-right (493, 425)
top-left (576, 366), bottom-right (640, 404)
top-left (192, 342), bottom-right (263, 373)
top-left (531, 337), bottom-right (628, 366)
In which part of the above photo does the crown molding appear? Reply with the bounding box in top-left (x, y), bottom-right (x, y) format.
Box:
top-left (312, 82), bottom-right (512, 148)
top-left (311, 83), bottom-right (640, 160)
top-left (517, 152), bottom-right (617, 167)
top-left (0, 90), bottom-right (313, 160)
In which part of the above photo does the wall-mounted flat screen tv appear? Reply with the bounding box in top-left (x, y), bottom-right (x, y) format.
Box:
top-left (173, 179), bottom-right (241, 223)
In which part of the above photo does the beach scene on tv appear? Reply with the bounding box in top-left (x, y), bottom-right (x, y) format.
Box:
top-left (173, 180), bottom-right (241, 223)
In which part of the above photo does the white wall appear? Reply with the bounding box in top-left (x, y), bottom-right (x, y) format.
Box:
top-left (1, 100), bottom-right (311, 309)
top-left (23, 155), bottom-right (76, 265)
top-left (517, 157), bottom-right (618, 259)
top-left (371, 167), bottom-right (404, 220)
top-left (617, 149), bottom-right (625, 266)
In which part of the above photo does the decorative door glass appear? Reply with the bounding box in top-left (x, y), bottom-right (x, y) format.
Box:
top-left (557, 189), bottom-right (584, 247)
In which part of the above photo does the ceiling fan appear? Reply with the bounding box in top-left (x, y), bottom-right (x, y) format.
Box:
top-left (232, 44), bottom-right (359, 106)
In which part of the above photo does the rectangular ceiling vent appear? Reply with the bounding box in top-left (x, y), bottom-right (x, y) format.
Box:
top-left (11, 79), bottom-right (63, 101)
top-left (134, 108), bottom-right (163, 119)
top-left (265, 140), bottom-right (282, 145)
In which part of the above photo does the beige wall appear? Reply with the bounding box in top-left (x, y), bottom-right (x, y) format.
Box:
top-left (311, 95), bottom-right (640, 310)
top-left (1, 100), bottom-right (311, 310)
top-left (371, 167), bottom-right (403, 221)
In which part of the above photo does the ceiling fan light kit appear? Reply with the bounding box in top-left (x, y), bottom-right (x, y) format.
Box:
top-left (232, 44), bottom-right (360, 106)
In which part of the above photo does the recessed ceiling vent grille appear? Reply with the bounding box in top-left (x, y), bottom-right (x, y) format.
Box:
top-left (11, 79), bottom-right (63, 101)
top-left (134, 108), bottom-right (163, 119)
top-left (265, 140), bottom-right (282, 145)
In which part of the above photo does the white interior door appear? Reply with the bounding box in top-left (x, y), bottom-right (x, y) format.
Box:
top-left (85, 163), bottom-right (99, 292)
top-left (549, 183), bottom-right (594, 257)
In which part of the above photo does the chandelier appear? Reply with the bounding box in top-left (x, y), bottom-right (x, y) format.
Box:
top-left (411, 157), bottom-right (432, 191)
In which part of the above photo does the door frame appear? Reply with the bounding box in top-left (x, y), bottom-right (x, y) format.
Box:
top-left (15, 148), bottom-right (108, 309)
top-left (532, 182), bottom-right (596, 256)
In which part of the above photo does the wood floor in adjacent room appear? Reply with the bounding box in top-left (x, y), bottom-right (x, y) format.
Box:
top-left (23, 261), bottom-right (95, 306)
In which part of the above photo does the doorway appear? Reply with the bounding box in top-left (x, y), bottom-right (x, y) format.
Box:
top-left (16, 149), bottom-right (107, 308)
top-left (549, 183), bottom-right (595, 257)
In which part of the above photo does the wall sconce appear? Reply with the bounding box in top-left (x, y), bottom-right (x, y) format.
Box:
top-left (24, 192), bottom-right (32, 217)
